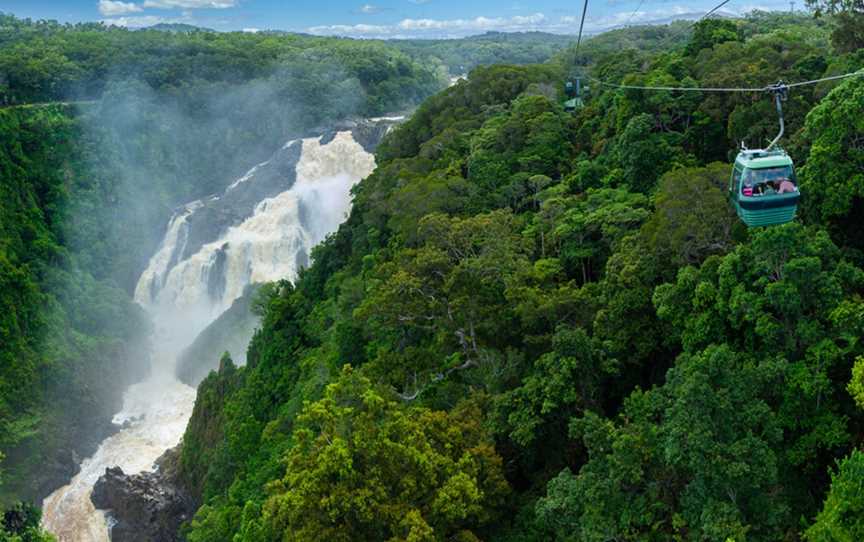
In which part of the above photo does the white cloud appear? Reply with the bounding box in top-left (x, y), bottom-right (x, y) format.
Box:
top-left (242, 27), bottom-right (261, 33)
top-left (102, 12), bottom-right (194, 27)
top-left (309, 12), bottom-right (553, 38)
top-left (142, 0), bottom-right (235, 9)
top-left (103, 15), bottom-right (168, 27)
top-left (98, 0), bottom-right (143, 16)
top-left (359, 3), bottom-right (383, 14)
top-left (308, 4), bottom-right (776, 39)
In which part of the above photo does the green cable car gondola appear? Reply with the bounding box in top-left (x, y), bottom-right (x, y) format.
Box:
top-left (563, 77), bottom-right (588, 113)
top-left (729, 149), bottom-right (800, 227)
top-left (728, 82), bottom-right (800, 227)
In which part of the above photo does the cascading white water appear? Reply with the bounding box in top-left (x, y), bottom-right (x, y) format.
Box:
top-left (41, 130), bottom-right (377, 541)
top-left (135, 131), bottom-right (375, 335)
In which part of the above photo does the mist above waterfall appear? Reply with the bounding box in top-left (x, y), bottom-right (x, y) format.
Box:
top-left (65, 60), bottom-right (370, 298)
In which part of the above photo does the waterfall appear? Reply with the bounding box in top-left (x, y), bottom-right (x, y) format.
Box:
top-left (42, 128), bottom-right (380, 542)
top-left (134, 131), bottom-right (375, 348)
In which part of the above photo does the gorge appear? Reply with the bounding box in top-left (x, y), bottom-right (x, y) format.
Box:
top-left (40, 121), bottom-right (393, 541)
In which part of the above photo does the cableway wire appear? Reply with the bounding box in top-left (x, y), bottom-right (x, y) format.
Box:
top-left (663, 0), bottom-right (734, 42)
top-left (585, 70), bottom-right (864, 93)
top-left (574, 0), bottom-right (590, 54)
top-left (786, 71), bottom-right (864, 88)
top-left (623, 0), bottom-right (648, 28)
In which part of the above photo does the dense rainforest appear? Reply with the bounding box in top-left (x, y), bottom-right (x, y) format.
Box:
top-left (173, 10), bottom-right (864, 542)
top-left (0, 5), bottom-right (863, 542)
top-left (0, 14), bottom-right (577, 539)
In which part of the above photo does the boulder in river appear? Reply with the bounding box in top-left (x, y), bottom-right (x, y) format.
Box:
top-left (90, 451), bottom-right (194, 542)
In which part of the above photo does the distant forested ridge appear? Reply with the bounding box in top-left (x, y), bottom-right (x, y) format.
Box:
top-left (173, 10), bottom-right (864, 542)
top-left (391, 31), bottom-right (576, 74)
top-left (0, 15), bottom-right (572, 108)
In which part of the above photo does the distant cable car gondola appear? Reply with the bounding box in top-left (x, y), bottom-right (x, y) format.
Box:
top-left (563, 77), bottom-right (588, 113)
top-left (729, 82), bottom-right (800, 227)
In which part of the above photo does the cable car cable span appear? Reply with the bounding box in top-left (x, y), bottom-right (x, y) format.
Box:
top-left (786, 71), bottom-right (864, 88)
top-left (623, 0), bottom-right (648, 28)
top-left (574, 0), bottom-right (590, 54)
top-left (584, 70), bottom-right (864, 93)
top-left (664, 0), bottom-right (734, 42)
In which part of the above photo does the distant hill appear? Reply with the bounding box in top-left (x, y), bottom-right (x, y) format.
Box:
top-left (391, 31), bottom-right (575, 74)
top-left (145, 23), bottom-right (214, 33)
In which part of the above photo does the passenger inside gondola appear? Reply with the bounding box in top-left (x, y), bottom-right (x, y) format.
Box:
top-left (745, 166), bottom-right (797, 197)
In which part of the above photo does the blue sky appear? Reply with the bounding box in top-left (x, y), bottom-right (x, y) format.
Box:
top-left (0, 0), bottom-right (796, 37)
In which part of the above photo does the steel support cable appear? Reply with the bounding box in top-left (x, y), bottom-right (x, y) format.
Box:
top-left (664, 0), bottom-right (734, 42)
top-left (623, 0), bottom-right (648, 28)
top-left (787, 71), bottom-right (864, 87)
top-left (585, 70), bottom-right (864, 93)
top-left (574, 0), bottom-right (591, 54)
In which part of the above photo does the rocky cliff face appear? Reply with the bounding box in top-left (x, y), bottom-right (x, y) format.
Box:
top-left (90, 450), bottom-right (194, 542)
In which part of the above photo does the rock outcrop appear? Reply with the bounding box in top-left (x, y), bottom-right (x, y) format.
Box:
top-left (90, 450), bottom-right (194, 542)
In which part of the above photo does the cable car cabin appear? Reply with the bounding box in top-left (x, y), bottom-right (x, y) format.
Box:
top-left (729, 149), bottom-right (800, 227)
top-left (563, 97), bottom-right (582, 112)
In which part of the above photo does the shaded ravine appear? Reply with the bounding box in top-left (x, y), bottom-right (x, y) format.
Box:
top-left (41, 127), bottom-right (385, 541)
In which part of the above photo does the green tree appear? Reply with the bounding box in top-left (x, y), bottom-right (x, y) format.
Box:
top-left (685, 19), bottom-right (742, 56)
top-left (536, 346), bottom-right (787, 541)
top-left (613, 113), bottom-right (693, 193)
top-left (799, 79), bottom-right (864, 251)
top-left (654, 224), bottom-right (864, 498)
top-left (256, 367), bottom-right (509, 542)
top-left (543, 188), bottom-right (649, 283)
top-left (495, 326), bottom-right (617, 448)
top-left (805, 450), bottom-right (864, 541)
top-left (1, 501), bottom-right (56, 542)
top-left (358, 210), bottom-right (528, 398)
top-left (641, 162), bottom-right (737, 269)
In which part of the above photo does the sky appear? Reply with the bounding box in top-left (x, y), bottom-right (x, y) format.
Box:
top-left (0, 0), bottom-right (797, 38)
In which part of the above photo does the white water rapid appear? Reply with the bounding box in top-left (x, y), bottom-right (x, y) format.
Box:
top-left (41, 130), bottom-right (378, 541)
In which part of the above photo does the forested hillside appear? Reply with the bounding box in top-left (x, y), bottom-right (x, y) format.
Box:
top-left (0, 105), bottom-right (150, 508)
top-left (0, 12), bottom-right (580, 539)
top-left (173, 11), bottom-right (864, 542)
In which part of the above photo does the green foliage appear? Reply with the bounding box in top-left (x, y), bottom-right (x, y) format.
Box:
top-left (538, 346), bottom-right (787, 541)
top-left (392, 32), bottom-right (575, 75)
top-left (1, 502), bottom-right (56, 541)
top-left (805, 450), bottom-right (864, 541)
top-left (799, 78), bottom-right (864, 252)
top-left (252, 367), bottom-right (509, 541)
top-left (829, 12), bottom-right (864, 52)
top-left (531, 188), bottom-right (649, 282)
top-left (685, 19), bottom-right (742, 56)
top-left (176, 15), bottom-right (864, 541)
top-left (495, 327), bottom-right (617, 448)
top-left (641, 163), bottom-right (737, 269)
top-left (0, 14), bottom-right (442, 111)
top-left (0, 106), bottom-right (149, 503)
top-left (847, 357), bottom-right (864, 409)
top-left (614, 113), bottom-right (694, 193)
